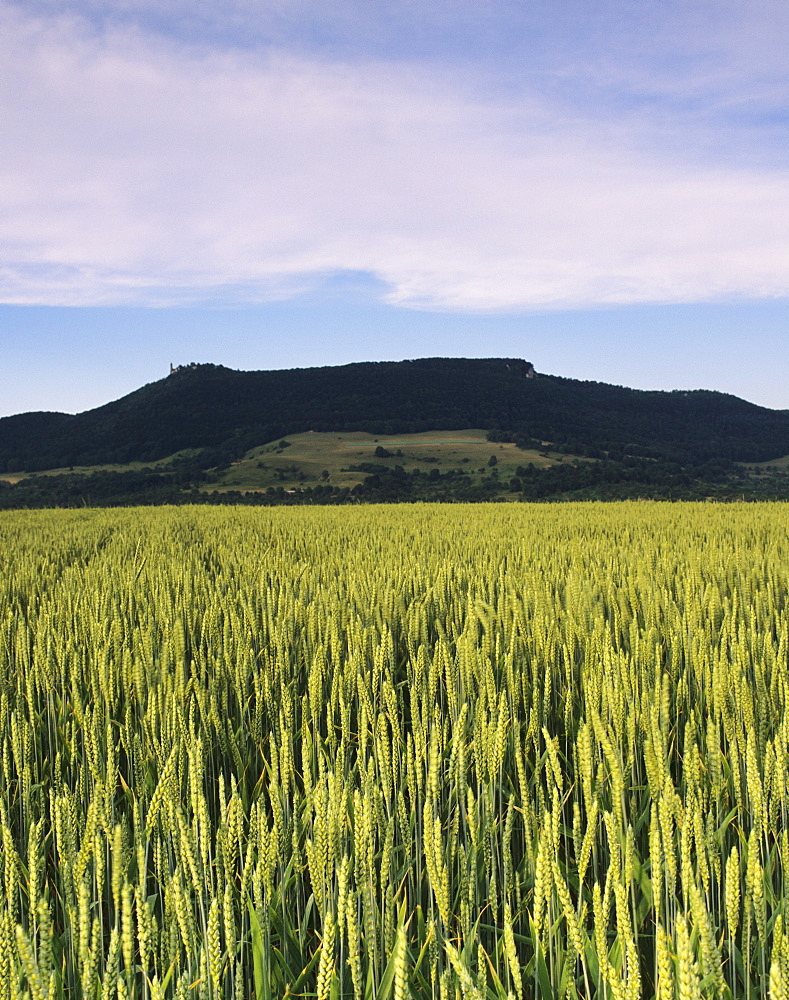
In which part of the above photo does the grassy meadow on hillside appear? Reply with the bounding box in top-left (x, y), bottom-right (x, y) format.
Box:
top-left (211, 429), bottom-right (569, 493)
top-left (1, 502), bottom-right (789, 999)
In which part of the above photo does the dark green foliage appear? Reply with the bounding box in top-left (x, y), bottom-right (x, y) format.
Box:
top-left (2, 358), bottom-right (789, 507)
top-left (4, 358), bottom-right (789, 475)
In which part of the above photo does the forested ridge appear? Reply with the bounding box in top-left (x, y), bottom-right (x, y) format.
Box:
top-left (4, 358), bottom-right (789, 471)
top-left (2, 358), bottom-right (789, 505)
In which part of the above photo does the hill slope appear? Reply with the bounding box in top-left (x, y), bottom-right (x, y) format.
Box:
top-left (2, 357), bottom-right (789, 475)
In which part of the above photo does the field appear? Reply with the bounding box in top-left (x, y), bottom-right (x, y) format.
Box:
top-left (1, 502), bottom-right (788, 999)
top-left (0, 451), bottom-right (204, 485)
top-left (209, 430), bottom-right (568, 493)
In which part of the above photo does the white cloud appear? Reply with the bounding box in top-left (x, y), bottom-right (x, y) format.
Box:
top-left (1, 2), bottom-right (789, 311)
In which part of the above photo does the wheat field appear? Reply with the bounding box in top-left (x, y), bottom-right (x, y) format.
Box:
top-left (1, 502), bottom-right (787, 1000)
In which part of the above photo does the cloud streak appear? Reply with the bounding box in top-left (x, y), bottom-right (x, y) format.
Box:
top-left (1, 2), bottom-right (788, 311)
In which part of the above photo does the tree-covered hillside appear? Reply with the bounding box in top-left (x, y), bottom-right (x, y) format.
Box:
top-left (2, 358), bottom-right (788, 474)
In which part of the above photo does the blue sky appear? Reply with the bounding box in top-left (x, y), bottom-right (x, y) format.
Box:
top-left (1, 0), bottom-right (788, 416)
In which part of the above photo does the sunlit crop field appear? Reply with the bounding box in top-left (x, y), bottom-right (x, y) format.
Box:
top-left (1, 502), bottom-right (788, 1000)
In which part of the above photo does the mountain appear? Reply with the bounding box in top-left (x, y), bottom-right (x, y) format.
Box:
top-left (1, 358), bottom-right (788, 505)
top-left (2, 357), bottom-right (789, 473)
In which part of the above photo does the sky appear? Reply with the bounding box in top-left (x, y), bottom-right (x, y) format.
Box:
top-left (1, 0), bottom-right (788, 416)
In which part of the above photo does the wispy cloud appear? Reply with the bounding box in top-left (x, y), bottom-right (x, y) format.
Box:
top-left (1, 1), bottom-right (788, 311)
